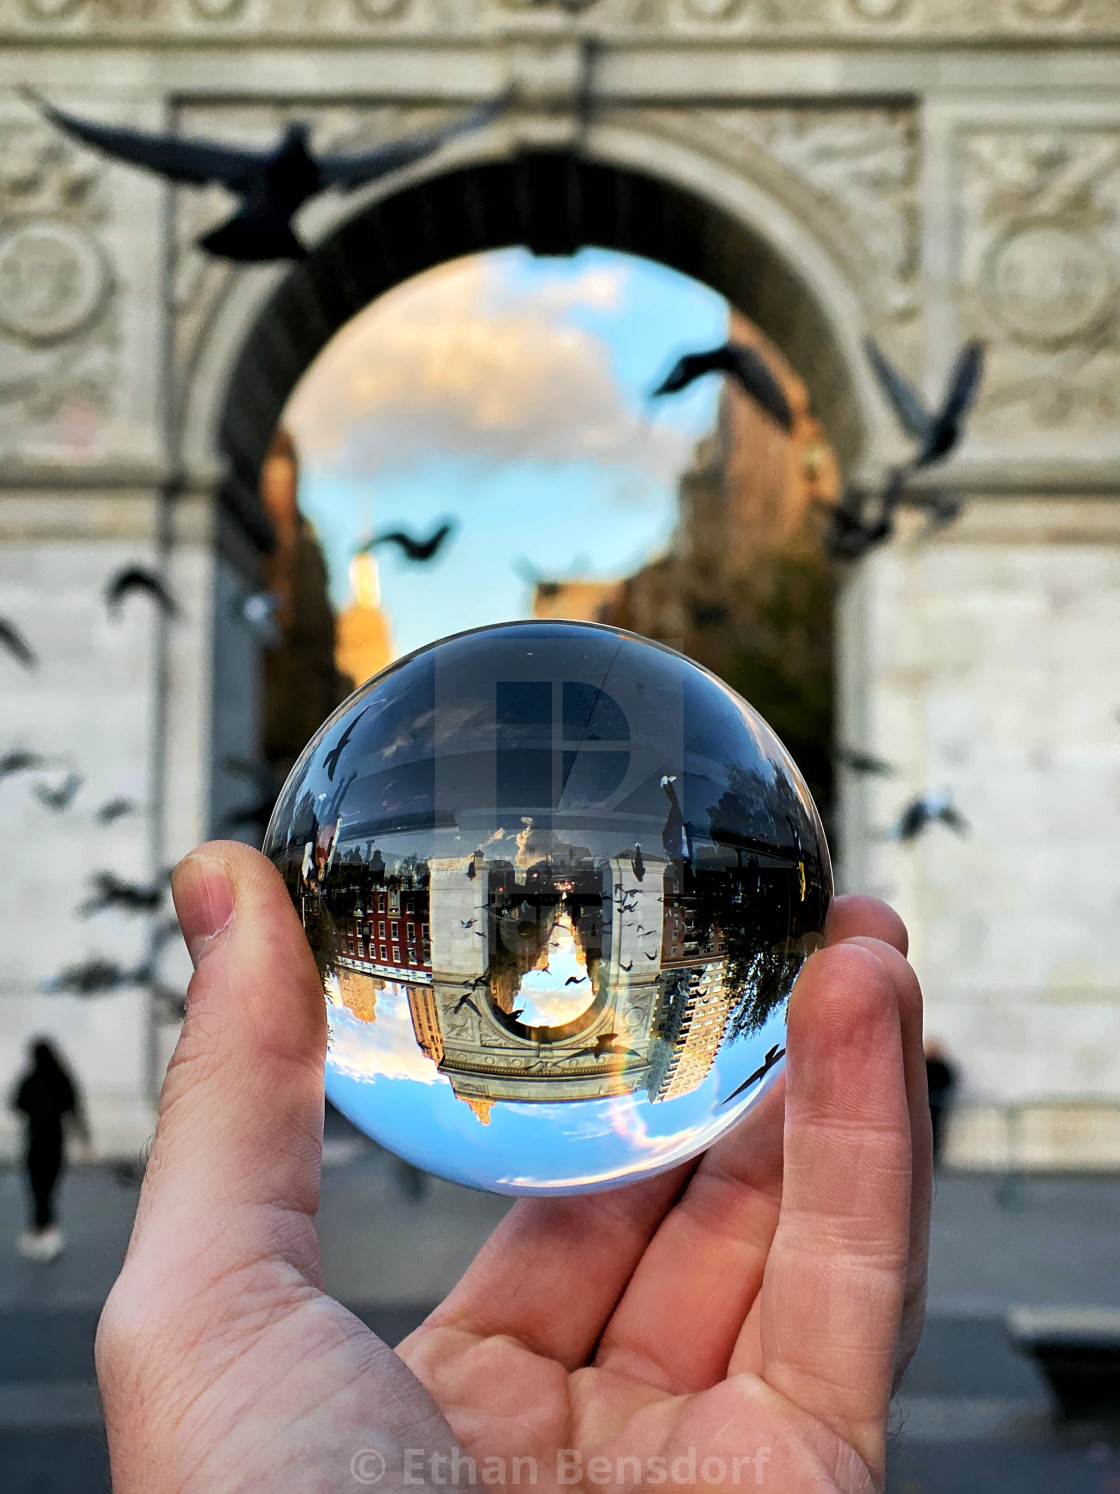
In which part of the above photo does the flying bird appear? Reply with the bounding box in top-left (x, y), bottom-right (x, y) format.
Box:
top-left (632, 844), bottom-right (646, 882)
top-left (33, 773), bottom-right (83, 812)
top-left (721, 1044), bottom-right (786, 1106)
top-left (564, 975), bottom-right (587, 986)
top-left (355, 521), bottom-right (456, 564)
top-left (0, 750), bottom-right (49, 781)
top-left (104, 566), bottom-right (179, 617)
top-left (43, 958), bottom-right (141, 996)
top-left (466, 860), bottom-right (477, 880)
top-left (453, 993), bottom-right (482, 1018)
top-left (835, 747), bottom-right (896, 778)
top-left (0, 617), bottom-right (38, 671)
top-left (78, 871), bottom-right (166, 917)
top-left (95, 795), bottom-right (139, 824)
top-left (324, 711), bottom-right (366, 781)
top-left (865, 337), bottom-right (985, 469)
top-left (570, 1032), bottom-right (642, 1061)
top-left (822, 498), bottom-right (894, 561)
top-left (27, 90), bottom-right (504, 262)
top-left (891, 792), bottom-right (970, 842)
top-left (652, 343), bottom-right (794, 434)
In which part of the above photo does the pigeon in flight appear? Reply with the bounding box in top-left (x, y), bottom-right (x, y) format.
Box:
top-left (43, 958), bottom-right (145, 996)
top-left (324, 710), bottom-right (366, 781)
top-left (34, 773), bottom-right (83, 812)
top-left (564, 974), bottom-right (588, 987)
top-left (27, 91), bottom-right (503, 262)
top-left (632, 843), bottom-right (646, 882)
top-left (652, 342), bottom-right (794, 434)
top-left (105, 566), bottom-right (179, 618)
top-left (891, 791), bottom-right (969, 842)
top-left (0, 617), bottom-right (38, 671)
top-left (721, 1044), bottom-right (786, 1106)
top-left (561, 1032), bottom-right (641, 1062)
top-left (0, 750), bottom-right (49, 781)
top-left (95, 796), bottom-right (139, 824)
top-left (835, 747), bottom-right (896, 778)
top-left (865, 337), bottom-right (985, 470)
top-left (78, 871), bottom-right (166, 917)
top-left (355, 521), bottom-right (456, 564)
top-left (825, 340), bottom-right (984, 560)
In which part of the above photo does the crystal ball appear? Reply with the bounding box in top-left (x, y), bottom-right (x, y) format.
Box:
top-left (264, 620), bottom-right (831, 1195)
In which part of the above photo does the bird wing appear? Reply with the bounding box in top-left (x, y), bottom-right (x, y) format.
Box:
top-left (28, 90), bottom-right (272, 189)
top-left (864, 337), bottom-right (930, 439)
top-left (895, 800), bottom-right (927, 840)
top-left (318, 100), bottom-right (501, 191)
top-left (0, 618), bottom-right (37, 669)
top-left (726, 343), bottom-right (795, 433)
top-left (936, 339), bottom-right (985, 429)
top-left (650, 349), bottom-right (718, 398)
top-left (938, 804), bottom-right (971, 836)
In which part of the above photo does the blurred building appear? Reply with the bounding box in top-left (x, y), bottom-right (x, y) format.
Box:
top-left (335, 552), bottom-right (394, 689)
top-left (258, 429), bottom-right (353, 781)
top-left (537, 312), bottom-right (838, 815)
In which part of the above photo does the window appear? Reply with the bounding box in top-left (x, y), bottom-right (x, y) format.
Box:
top-left (392, 947), bottom-right (400, 963)
top-left (379, 920), bottom-right (386, 937)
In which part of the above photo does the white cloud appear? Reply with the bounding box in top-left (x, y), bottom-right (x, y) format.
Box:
top-left (326, 979), bottom-right (443, 1085)
top-left (286, 254), bottom-right (691, 481)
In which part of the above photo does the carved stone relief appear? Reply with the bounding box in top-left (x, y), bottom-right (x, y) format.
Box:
top-left (3, 0), bottom-right (1120, 37)
top-left (0, 110), bottom-right (117, 453)
top-left (957, 128), bottom-right (1120, 439)
top-left (676, 106), bottom-right (921, 322)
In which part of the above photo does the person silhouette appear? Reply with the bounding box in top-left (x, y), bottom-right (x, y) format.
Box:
top-left (9, 1038), bottom-right (89, 1261)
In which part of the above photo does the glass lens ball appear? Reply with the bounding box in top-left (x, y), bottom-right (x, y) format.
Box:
top-left (264, 620), bottom-right (831, 1196)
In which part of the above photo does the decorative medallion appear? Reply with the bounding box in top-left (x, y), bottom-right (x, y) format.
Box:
top-left (1016, 0), bottom-right (1082, 19)
top-left (684, 0), bottom-right (744, 19)
top-left (188, 0), bottom-right (247, 18)
top-left (22, 0), bottom-right (86, 18)
top-left (0, 220), bottom-right (110, 345)
top-left (352, 0), bottom-right (408, 17)
top-left (847, 0), bottom-right (910, 19)
top-left (983, 222), bottom-right (1115, 345)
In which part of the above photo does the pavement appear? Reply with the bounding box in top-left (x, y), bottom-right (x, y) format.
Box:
top-left (3, 1118), bottom-right (1120, 1493)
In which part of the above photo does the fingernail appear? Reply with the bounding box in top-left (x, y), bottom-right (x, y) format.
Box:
top-left (171, 854), bottom-right (236, 969)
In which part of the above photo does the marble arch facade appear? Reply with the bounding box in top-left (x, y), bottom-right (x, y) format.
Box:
top-left (3, 1), bottom-right (1120, 1163)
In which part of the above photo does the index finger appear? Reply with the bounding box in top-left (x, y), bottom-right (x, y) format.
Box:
top-left (745, 941), bottom-right (913, 1485)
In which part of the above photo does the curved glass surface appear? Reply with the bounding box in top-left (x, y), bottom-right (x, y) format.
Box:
top-left (265, 620), bottom-right (831, 1195)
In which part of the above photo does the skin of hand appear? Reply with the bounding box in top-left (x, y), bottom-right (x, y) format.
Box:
top-left (96, 841), bottom-right (930, 1494)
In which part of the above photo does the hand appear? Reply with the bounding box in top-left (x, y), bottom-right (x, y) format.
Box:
top-left (97, 842), bottom-right (929, 1494)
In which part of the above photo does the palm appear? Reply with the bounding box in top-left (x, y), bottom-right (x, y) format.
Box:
top-left (98, 847), bottom-right (929, 1494)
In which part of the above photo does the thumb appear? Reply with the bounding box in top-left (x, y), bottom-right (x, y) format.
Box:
top-left (127, 841), bottom-right (327, 1285)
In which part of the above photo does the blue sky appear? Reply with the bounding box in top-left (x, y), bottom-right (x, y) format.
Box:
top-left (286, 248), bottom-right (727, 658)
top-left (324, 980), bottom-right (788, 1196)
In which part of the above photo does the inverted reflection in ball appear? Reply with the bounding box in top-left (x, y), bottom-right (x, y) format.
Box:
top-left (264, 620), bottom-right (831, 1196)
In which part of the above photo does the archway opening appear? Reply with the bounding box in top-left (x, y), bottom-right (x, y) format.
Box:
top-left (220, 152), bottom-right (858, 831)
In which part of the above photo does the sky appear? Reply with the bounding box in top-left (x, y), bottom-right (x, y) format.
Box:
top-left (323, 977), bottom-right (789, 1196)
top-left (285, 247), bottom-right (728, 659)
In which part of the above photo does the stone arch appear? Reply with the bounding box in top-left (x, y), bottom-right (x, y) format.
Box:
top-left (208, 146), bottom-right (876, 535)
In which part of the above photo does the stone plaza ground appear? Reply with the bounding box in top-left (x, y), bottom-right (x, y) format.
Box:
top-left (2, 1115), bottom-right (1120, 1493)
